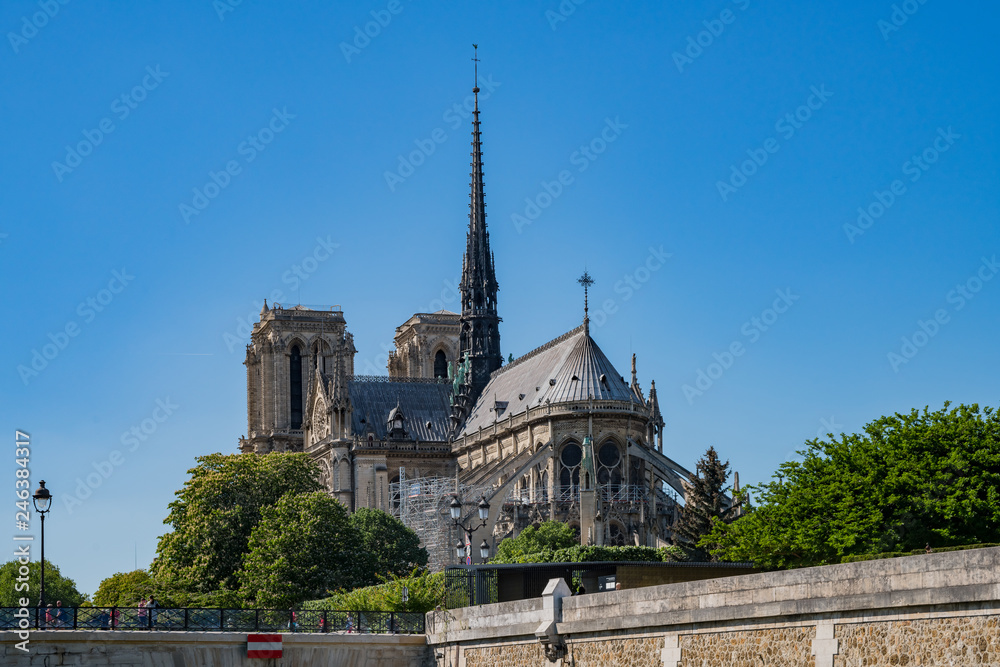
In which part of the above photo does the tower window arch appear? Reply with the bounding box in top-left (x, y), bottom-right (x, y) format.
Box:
top-left (290, 345), bottom-right (302, 428)
top-left (434, 349), bottom-right (448, 379)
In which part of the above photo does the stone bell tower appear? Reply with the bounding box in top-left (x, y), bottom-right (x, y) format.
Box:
top-left (241, 302), bottom-right (355, 454)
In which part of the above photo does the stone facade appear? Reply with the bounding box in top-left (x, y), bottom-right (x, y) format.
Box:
top-left (835, 616), bottom-right (1000, 666)
top-left (388, 311), bottom-right (460, 380)
top-left (680, 627), bottom-right (815, 667)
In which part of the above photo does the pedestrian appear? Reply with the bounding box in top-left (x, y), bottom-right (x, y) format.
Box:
top-left (145, 596), bottom-right (159, 627)
top-left (44, 604), bottom-right (54, 629)
top-left (138, 598), bottom-right (148, 627)
top-left (54, 601), bottom-right (66, 628)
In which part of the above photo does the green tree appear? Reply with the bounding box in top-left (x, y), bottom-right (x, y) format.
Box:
top-left (494, 521), bottom-right (579, 562)
top-left (349, 508), bottom-right (428, 578)
top-left (151, 452), bottom-right (322, 605)
top-left (704, 403), bottom-right (1000, 569)
top-left (92, 570), bottom-right (155, 607)
top-left (671, 447), bottom-right (734, 560)
top-left (0, 560), bottom-right (87, 607)
top-left (238, 492), bottom-right (369, 608)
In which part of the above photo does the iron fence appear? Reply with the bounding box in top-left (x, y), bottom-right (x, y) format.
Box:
top-left (0, 607), bottom-right (424, 634)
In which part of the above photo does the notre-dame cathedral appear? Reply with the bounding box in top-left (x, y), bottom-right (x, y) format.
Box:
top-left (238, 76), bottom-right (694, 566)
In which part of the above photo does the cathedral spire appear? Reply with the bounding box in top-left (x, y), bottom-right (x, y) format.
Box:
top-left (455, 44), bottom-right (502, 424)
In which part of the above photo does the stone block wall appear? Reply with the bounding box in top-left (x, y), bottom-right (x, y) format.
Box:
top-left (427, 547), bottom-right (1000, 667)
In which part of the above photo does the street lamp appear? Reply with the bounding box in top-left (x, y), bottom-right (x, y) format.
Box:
top-left (450, 494), bottom-right (491, 563)
top-left (32, 481), bottom-right (52, 608)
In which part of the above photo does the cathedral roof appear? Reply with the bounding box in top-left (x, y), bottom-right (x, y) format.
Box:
top-left (347, 377), bottom-right (452, 442)
top-left (459, 325), bottom-right (636, 436)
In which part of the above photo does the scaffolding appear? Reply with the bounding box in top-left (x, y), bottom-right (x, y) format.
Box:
top-left (389, 470), bottom-right (494, 572)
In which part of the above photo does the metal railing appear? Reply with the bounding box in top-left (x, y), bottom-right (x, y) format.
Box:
top-left (0, 607), bottom-right (424, 634)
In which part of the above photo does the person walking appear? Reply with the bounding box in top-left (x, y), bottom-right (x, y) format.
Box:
top-left (54, 601), bottom-right (66, 629)
top-left (44, 604), bottom-right (54, 629)
top-left (138, 598), bottom-right (148, 628)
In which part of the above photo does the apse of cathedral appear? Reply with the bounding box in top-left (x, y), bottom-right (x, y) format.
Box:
top-left (239, 70), bottom-right (694, 567)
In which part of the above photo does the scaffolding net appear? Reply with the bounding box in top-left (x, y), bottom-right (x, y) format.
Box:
top-left (389, 470), bottom-right (494, 572)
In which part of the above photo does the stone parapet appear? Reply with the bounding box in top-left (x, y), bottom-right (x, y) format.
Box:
top-left (0, 630), bottom-right (430, 667)
top-left (427, 547), bottom-right (1000, 666)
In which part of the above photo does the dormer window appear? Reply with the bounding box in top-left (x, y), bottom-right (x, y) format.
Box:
top-left (387, 404), bottom-right (406, 439)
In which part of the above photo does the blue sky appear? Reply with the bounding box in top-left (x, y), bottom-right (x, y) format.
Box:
top-left (2, 0), bottom-right (997, 597)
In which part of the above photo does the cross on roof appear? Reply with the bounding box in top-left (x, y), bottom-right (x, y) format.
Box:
top-left (578, 271), bottom-right (595, 331)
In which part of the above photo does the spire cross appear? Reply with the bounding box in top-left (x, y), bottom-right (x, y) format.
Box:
top-left (578, 270), bottom-right (595, 329)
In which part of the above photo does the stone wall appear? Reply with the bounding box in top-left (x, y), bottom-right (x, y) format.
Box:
top-left (427, 546), bottom-right (1000, 667)
top-left (0, 630), bottom-right (431, 667)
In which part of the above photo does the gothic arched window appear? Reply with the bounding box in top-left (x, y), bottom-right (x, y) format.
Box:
top-left (559, 442), bottom-right (582, 499)
top-left (290, 345), bottom-right (302, 429)
top-left (597, 441), bottom-right (623, 487)
top-left (434, 350), bottom-right (448, 378)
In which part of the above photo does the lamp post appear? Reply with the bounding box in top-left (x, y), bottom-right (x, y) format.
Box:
top-left (32, 481), bottom-right (52, 608)
top-left (449, 495), bottom-right (491, 563)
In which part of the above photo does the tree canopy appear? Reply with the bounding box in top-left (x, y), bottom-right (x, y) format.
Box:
top-left (238, 492), bottom-right (368, 608)
top-left (704, 403), bottom-right (1000, 569)
top-left (93, 570), bottom-right (155, 607)
top-left (0, 560), bottom-right (87, 607)
top-left (349, 507), bottom-right (428, 579)
top-left (494, 521), bottom-right (578, 562)
top-left (150, 452), bottom-right (322, 605)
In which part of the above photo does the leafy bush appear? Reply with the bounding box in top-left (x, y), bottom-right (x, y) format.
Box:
top-left (491, 544), bottom-right (685, 564)
top-left (301, 571), bottom-right (445, 613)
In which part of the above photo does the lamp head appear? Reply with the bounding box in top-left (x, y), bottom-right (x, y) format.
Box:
top-left (449, 496), bottom-right (462, 520)
top-left (477, 496), bottom-right (490, 521)
top-left (479, 539), bottom-right (490, 560)
top-left (455, 540), bottom-right (465, 559)
top-left (32, 480), bottom-right (52, 513)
